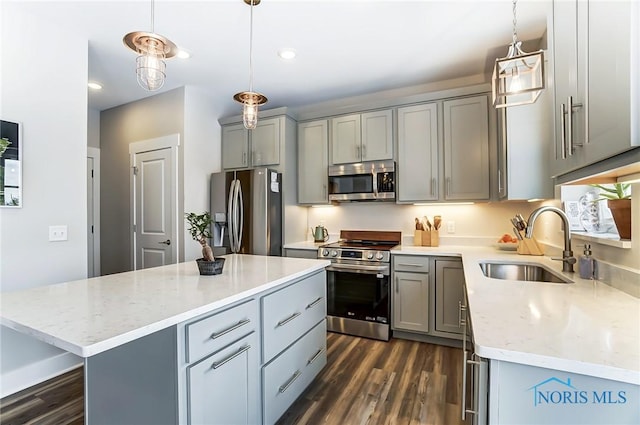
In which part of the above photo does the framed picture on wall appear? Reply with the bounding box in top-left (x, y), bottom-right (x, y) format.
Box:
top-left (1, 119), bottom-right (22, 208)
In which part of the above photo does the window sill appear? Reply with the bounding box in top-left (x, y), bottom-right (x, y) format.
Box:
top-left (571, 232), bottom-right (632, 249)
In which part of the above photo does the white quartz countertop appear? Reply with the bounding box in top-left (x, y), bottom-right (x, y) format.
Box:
top-left (392, 245), bottom-right (640, 385)
top-left (0, 254), bottom-right (330, 358)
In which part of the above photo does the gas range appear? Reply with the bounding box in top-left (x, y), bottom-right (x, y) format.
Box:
top-left (317, 230), bottom-right (401, 264)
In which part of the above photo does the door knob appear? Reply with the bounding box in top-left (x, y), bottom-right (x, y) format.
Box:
top-left (159, 239), bottom-right (171, 245)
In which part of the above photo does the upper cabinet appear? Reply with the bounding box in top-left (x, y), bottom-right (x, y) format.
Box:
top-left (443, 95), bottom-right (490, 201)
top-left (497, 55), bottom-right (554, 201)
top-left (298, 120), bottom-right (329, 204)
top-left (397, 103), bottom-right (439, 202)
top-left (330, 109), bottom-right (393, 165)
top-left (550, 0), bottom-right (639, 177)
top-left (222, 116), bottom-right (283, 170)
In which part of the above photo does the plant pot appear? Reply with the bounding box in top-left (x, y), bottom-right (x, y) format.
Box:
top-left (607, 199), bottom-right (632, 240)
top-left (196, 258), bottom-right (225, 276)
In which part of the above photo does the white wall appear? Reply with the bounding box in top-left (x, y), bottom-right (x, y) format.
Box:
top-left (183, 86), bottom-right (221, 260)
top-left (0, 5), bottom-right (87, 396)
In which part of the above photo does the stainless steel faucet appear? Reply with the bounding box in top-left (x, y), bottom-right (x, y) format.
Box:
top-left (525, 206), bottom-right (576, 273)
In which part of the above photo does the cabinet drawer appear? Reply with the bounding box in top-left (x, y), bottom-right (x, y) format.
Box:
top-left (262, 320), bottom-right (327, 425)
top-left (262, 271), bottom-right (326, 363)
top-left (186, 299), bottom-right (258, 363)
top-left (187, 332), bottom-right (259, 425)
top-left (393, 255), bottom-right (430, 273)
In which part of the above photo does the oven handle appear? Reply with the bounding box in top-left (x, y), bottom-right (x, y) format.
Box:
top-left (326, 263), bottom-right (389, 275)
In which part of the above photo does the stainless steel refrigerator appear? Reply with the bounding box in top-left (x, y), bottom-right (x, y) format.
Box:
top-left (210, 168), bottom-right (282, 256)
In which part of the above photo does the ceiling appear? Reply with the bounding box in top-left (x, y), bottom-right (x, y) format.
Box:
top-left (10, 0), bottom-right (551, 117)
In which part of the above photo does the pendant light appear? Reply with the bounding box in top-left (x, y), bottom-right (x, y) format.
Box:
top-left (123, 0), bottom-right (177, 91)
top-left (234, 0), bottom-right (268, 130)
top-left (492, 0), bottom-right (545, 108)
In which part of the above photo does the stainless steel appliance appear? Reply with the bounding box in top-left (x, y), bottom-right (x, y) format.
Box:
top-left (328, 160), bottom-right (395, 202)
top-left (318, 230), bottom-right (401, 341)
top-left (210, 168), bottom-right (282, 256)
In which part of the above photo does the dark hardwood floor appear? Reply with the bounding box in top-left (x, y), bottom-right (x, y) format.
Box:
top-left (0, 334), bottom-right (465, 425)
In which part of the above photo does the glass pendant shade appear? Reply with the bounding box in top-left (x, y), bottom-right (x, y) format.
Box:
top-left (136, 37), bottom-right (167, 91)
top-left (234, 91), bottom-right (267, 130)
top-left (492, 43), bottom-right (545, 108)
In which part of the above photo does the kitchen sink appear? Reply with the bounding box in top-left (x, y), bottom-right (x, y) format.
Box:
top-left (478, 262), bottom-right (573, 284)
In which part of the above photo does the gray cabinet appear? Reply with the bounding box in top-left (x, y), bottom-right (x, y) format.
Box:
top-left (392, 255), bottom-right (430, 333)
top-left (497, 54), bottom-right (554, 201)
top-left (297, 120), bottom-right (329, 204)
top-left (188, 332), bottom-right (258, 425)
top-left (330, 109), bottom-right (393, 165)
top-left (179, 299), bottom-right (260, 425)
top-left (222, 116), bottom-right (283, 170)
top-left (397, 103), bottom-right (439, 202)
top-left (443, 95), bottom-right (490, 201)
top-left (433, 259), bottom-right (465, 337)
top-left (550, 0), bottom-right (639, 177)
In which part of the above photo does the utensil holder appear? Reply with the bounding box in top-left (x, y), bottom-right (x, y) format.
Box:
top-left (414, 229), bottom-right (439, 247)
top-left (517, 237), bottom-right (544, 256)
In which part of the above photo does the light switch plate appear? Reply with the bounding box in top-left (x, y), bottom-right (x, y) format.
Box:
top-left (447, 221), bottom-right (455, 234)
top-left (49, 225), bottom-right (68, 241)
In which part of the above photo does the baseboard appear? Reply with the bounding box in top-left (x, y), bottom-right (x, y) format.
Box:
top-left (1, 352), bottom-right (83, 398)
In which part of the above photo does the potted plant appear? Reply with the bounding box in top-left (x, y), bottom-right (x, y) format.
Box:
top-left (593, 183), bottom-right (632, 240)
top-left (185, 212), bottom-right (225, 275)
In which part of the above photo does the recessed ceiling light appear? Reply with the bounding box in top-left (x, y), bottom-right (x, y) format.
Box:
top-left (176, 49), bottom-right (191, 59)
top-left (88, 82), bottom-right (103, 90)
top-left (278, 48), bottom-right (296, 60)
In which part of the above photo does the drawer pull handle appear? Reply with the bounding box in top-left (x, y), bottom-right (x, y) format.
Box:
top-left (306, 297), bottom-right (323, 310)
top-left (279, 370), bottom-right (302, 393)
top-left (210, 318), bottom-right (251, 340)
top-left (397, 263), bottom-right (425, 267)
top-left (307, 347), bottom-right (325, 365)
top-left (211, 345), bottom-right (251, 370)
top-left (277, 311), bottom-right (301, 327)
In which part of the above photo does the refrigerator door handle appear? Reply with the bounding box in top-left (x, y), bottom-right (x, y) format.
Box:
top-left (236, 179), bottom-right (244, 252)
top-left (228, 179), bottom-right (237, 252)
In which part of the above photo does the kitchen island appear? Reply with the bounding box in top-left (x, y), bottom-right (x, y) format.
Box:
top-left (1, 254), bottom-right (330, 424)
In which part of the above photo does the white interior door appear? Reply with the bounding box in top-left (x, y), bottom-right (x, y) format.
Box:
top-left (133, 147), bottom-right (176, 269)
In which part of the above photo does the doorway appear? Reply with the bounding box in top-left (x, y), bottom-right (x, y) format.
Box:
top-left (87, 147), bottom-right (100, 277)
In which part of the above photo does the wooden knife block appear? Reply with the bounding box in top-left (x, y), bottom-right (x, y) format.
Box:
top-left (517, 237), bottom-right (544, 256)
top-left (414, 229), bottom-right (439, 247)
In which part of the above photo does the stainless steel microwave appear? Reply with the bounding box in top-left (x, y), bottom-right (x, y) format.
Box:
top-left (328, 160), bottom-right (395, 202)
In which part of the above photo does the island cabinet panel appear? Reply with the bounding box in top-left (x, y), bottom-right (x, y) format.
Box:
top-left (185, 298), bottom-right (258, 363)
top-left (261, 271), bottom-right (327, 363)
top-left (187, 331), bottom-right (259, 425)
top-left (262, 320), bottom-right (327, 425)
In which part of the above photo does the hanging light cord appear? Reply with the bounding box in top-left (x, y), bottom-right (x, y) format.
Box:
top-left (150, 0), bottom-right (155, 33)
top-left (511, 0), bottom-right (518, 45)
top-left (248, 0), bottom-right (255, 93)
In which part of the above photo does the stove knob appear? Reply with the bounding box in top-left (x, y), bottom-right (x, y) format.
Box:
top-left (330, 250), bottom-right (338, 257)
top-left (322, 249), bottom-right (329, 257)
top-left (375, 252), bottom-right (384, 260)
top-left (367, 252), bottom-right (374, 260)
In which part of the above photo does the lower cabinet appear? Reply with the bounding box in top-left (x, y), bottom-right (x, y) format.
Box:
top-left (393, 271), bottom-right (430, 333)
top-left (284, 248), bottom-right (319, 259)
top-left (391, 255), bottom-right (465, 341)
top-left (188, 332), bottom-right (259, 425)
top-left (262, 320), bottom-right (327, 424)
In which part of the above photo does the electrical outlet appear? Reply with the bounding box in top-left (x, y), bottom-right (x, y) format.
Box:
top-left (447, 221), bottom-right (455, 234)
top-left (49, 225), bottom-right (68, 242)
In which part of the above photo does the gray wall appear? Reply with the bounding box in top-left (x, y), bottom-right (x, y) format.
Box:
top-left (100, 88), bottom-right (185, 275)
top-left (0, 5), bottom-right (87, 396)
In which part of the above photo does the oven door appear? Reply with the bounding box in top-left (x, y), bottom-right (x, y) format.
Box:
top-left (326, 262), bottom-right (390, 324)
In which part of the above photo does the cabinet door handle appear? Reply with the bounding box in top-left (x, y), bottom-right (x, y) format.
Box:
top-left (395, 276), bottom-right (399, 293)
top-left (361, 144), bottom-right (367, 159)
top-left (497, 169), bottom-right (503, 195)
top-left (277, 311), bottom-right (301, 327)
top-left (323, 184), bottom-right (327, 199)
top-left (279, 370), bottom-right (302, 393)
top-left (306, 297), bottom-right (323, 310)
top-left (461, 349), bottom-right (468, 420)
top-left (567, 96), bottom-right (584, 157)
top-left (210, 318), bottom-right (251, 340)
top-left (211, 344), bottom-right (251, 370)
top-left (397, 263), bottom-right (425, 267)
top-left (431, 178), bottom-right (436, 196)
top-left (356, 145), bottom-right (361, 159)
top-left (560, 103), bottom-right (567, 159)
top-left (446, 177), bottom-right (451, 198)
top-left (307, 347), bottom-right (325, 365)
top-left (242, 152), bottom-right (247, 165)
